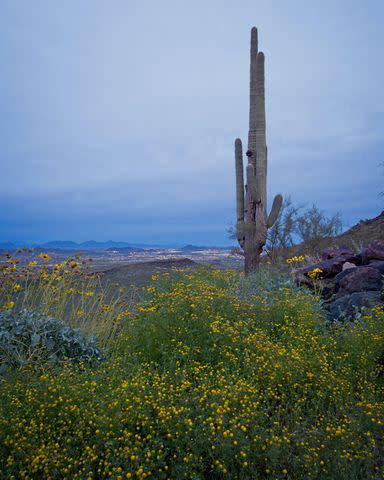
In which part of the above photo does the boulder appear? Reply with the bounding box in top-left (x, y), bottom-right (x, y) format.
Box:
top-left (365, 240), bottom-right (384, 261)
top-left (321, 278), bottom-right (336, 299)
top-left (328, 291), bottom-right (382, 322)
top-left (334, 269), bottom-right (358, 292)
top-left (321, 246), bottom-right (357, 261)
top-left (337, 266), bottom-right (382, 294)
top-left (367, 260), bottom-right (384, 275)
top-left (342, 262), bottom-right (357, 271)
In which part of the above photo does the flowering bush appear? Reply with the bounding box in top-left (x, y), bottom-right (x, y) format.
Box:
top-left (0, 252), bottom-right (133, 345)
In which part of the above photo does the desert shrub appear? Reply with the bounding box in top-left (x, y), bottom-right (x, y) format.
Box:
top-left (294, 204), bottom-right (343, 254)
top-left (230, 263), bottom-right (294, 300)
top-left (0, 309), bottom-right (102, 371)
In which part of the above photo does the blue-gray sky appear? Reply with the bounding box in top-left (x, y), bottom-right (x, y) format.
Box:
top-left (1, 0), bottom-right (383, 246)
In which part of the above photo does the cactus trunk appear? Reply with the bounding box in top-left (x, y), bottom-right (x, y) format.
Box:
top-left (235, 28), bottom-right (283, 275)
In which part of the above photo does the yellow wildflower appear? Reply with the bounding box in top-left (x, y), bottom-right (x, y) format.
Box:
top-left (308, 268), bottom-right (323, 279)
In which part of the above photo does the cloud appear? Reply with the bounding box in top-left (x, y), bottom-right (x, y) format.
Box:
top-left (0, 0), bottom-right (383, 243)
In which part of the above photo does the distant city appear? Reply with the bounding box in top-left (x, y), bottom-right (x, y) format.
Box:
top-left (0, 240), bottom-right (234, 251)
top-left (0, 240), bottom-right (242, 270)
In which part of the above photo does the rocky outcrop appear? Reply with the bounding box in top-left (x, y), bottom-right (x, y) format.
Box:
top-left (293, 240), bottom-right (384, 321)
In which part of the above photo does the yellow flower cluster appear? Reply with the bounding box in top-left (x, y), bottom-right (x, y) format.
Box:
top-left (308, 267), bottom-right (323, 279)
top-left (286, 255), bottom-right (305, 264)
top-left (0, 252), bottom-right (133, 341)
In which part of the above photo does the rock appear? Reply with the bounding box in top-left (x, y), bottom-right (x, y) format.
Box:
top-left (334, 269), bottom-right (359, 292)
top-left (338, 266), bottom-right (382, 294)
top-left (342, 262), bottom-right (356, 271)
top-left (328, 291), bottom-right (382, 322)
top-left (321, 246), bottom-right (355, 260)
top-left (367, 260), bottom-right (384, 275)
top-left (321, 279), bottom-right (336, 299)
top-left (365, 240), bottom-right (384, 261)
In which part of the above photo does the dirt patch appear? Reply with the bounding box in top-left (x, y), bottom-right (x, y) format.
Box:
top-left (99, 257), bottom-right (197, 289)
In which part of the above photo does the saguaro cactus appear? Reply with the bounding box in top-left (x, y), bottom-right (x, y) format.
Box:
top-left (235, 27), bottom-right (282, 275)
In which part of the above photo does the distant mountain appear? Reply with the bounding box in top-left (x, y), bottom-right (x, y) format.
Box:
top-left (38, 240), bottom-right (141, 250)
top-left (80, 241), bottom-right (159, 250)
top-left (41, 241), bottom-right (80, 249)
top-left (181, 245), bottom-right (209, 251)
top-left (0, 240), bottom-right (234, 252)
top-left (0, 242), bottom-right (17, 251)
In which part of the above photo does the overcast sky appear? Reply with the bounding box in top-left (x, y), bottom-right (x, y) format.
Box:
top-left (1, 0), bottom-right (383, 246)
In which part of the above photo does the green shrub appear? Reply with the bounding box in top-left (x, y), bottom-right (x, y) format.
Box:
top-left (0, 309), bottom-right (102, 371)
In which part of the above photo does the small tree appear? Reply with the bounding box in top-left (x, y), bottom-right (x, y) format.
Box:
top-left (294, 204), bottom-right (342, 253)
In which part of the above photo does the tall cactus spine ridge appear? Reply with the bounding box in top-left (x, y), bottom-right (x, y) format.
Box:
top-left (235, 27), bottom-right (283, 275)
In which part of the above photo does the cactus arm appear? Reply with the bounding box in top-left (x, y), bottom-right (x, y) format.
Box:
top-left (235, 138), bottom-right (245, 248)
top-left (267, 194), bottom-right (283, 228)
top-left (235, 138), bottom-right (244, 223)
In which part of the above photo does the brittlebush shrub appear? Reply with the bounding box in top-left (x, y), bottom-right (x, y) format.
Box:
top-left (0, 252), bottom-right (134, 346)
top-left (0, 309), bottom-right (102, 372)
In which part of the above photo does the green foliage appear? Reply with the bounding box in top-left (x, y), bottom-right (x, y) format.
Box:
top-left (0, 267), bottom-right (384, 479)
top-left (0, 309), bottom-right (102, 371)
top-left (230, 263), bottom-right (295, 299)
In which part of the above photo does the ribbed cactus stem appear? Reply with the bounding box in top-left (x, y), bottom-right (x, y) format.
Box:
top-left (246, 163), bottom-right (257, 200)
top-left (234, 27), bottom-right (283, 275)
top-left (248, 26), bottom-right (258, 157)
